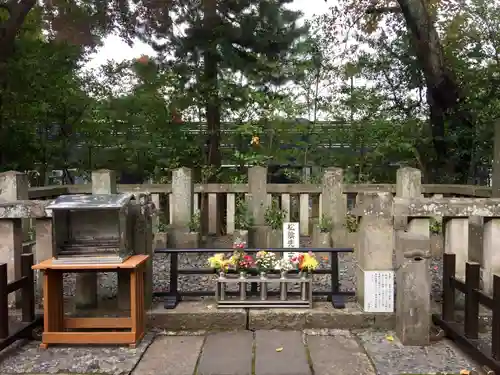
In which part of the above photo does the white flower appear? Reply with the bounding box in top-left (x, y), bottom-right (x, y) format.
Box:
top-left (275, 257), bottom-right (294, 271)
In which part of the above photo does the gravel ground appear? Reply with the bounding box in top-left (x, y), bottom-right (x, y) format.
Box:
top-left (356, 329), bottom-right (476, 375)
top-left (48, 234), bottom-right (445, 304)
top-left (0, 331), bottom-right (156, 375)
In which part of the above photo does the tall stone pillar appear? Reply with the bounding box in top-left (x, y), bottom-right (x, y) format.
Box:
top-left (395, 167), bottom-right (422, 230)
top-left (321, 167), bottom-right (346, 246)
top-left (248, 166), bottom-right (268, 248)
top-left (170, 167), bottom-right (194, 247)
top-left (355, 193), bottom-right (394, 311)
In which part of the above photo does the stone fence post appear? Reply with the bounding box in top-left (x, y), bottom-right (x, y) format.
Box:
top-left (248, 166), bottom-right (268, 248)
top-left (0, 171), bottom-right (28, 305)
top-left (395, 167), bottom-right (423, 231)
top-left (169, 167), bottom-right (194, 247)
top-left (482, 217), bottom-right (500, 295)
top-left (35, 214), bottom-right (52, 303)
top-left (75, 169), bottom-right (118, 309)
top-left (321, 167), bottom-right (346, 246)
top-left (395, 231), bottom-right (431, 345)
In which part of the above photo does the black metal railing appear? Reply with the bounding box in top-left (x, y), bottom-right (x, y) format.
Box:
top-left (0, 253), bottom-right (42, 351)
top-left (433, 253), bottom-right (500, 374)
top-left (153, 247), bottom-right (355, 309)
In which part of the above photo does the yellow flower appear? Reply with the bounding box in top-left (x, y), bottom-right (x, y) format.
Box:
top-left (220, 259), bottom-right (232, 271)
top-left (208, 253), bottom-right (225, 268)
top-left (301, 253), bottom-right (319, 271)
top-left (229, 254), bottom-right (239, 265)
top-left (251, 135), bottom-right (260, 145)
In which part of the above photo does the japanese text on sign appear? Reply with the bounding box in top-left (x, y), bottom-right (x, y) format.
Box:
top-left (363, 270), bottom-right (394, 313)
top-left (283, 222), bottom-right (299, 258)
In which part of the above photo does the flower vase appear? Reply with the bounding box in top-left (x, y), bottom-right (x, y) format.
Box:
top-left (300, 270), bottom-right (308, 301)
top-left (280, 271), bottom-right (287, 301)
top-left (239, 271), bottom-right (247, 300)
top-left (219, 270), bottom-right (226, 300)
top-left (260, 271), bottom-right (267, 300)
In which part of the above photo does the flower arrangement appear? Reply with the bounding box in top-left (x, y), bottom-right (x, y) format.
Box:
top-left (289, 251), bottom-right (319, 272)
top-left (255, 251), bottom-right (277, 272)
top-left (208, 249), bottom-right (318, 275)
top-left (275, 257), bottom-right (294, 272)
top-left (300, 252), bottom-right (319, 272)
top-left (238, 254), bottom-right (255, 271)
top-left (208, 253), bottom-right (232, 272)
top-left (290, 252), bottom-right (304, 268)
top-left (233, 239), bottom-right (246, 250)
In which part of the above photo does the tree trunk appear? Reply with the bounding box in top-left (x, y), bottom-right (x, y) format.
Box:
top-left (0, 0), bottom-right (36, 168)
top-left (396, 0), bottom-right (474, 183)
top-left (0, 0), bottom-right (36, 63)
top-left (202, 0), bottom-right (221, 173)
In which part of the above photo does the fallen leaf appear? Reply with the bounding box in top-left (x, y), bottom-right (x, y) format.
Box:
top-left (385, 335), bottom-right (394, 342)
top-left (276, 347), bottom-right (283, 352)
top-left (460, 370), bottom-right (470, 375)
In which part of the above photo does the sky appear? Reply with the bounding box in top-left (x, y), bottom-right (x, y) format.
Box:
top-left (86, 0), bottom-right (331, 69)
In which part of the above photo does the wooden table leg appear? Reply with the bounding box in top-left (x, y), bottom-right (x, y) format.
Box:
top-left (129, 266), bottom-right (146, 348)
top-left (41, 270), bottom-right (64, 349)
top-left (130, 269), bottom-right (137, 348)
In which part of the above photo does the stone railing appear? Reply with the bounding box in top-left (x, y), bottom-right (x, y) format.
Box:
top-left (25, 167), bottom-right (491, 238)
top-left (347, 189), bottom-right (500, 347)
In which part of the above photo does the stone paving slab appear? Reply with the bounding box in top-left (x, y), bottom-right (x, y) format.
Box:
top-left (132, 336), bottom-right (204, 375)
top-left (307, 331), bottom-right (375, 375)
top-left (0, 332), bottom-right (155, 375)
top-left (356, 330), bottom-right (476, 375)
top-left (254, 330), bottom-right (311, 375)
top-left (197, 331), bottom-right (253, 375)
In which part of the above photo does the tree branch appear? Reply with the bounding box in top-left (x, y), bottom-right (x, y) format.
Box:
top-left (365, 6), bottom-right (401, 14)
top-left (0, 0), bottom-right (36, 62)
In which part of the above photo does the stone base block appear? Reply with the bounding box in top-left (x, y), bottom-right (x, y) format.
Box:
top-left (267, 229), bottom-right (282, 248)
top-left (312, 227), bottom-right (331, 248)
top-left (248, 302), bottom-right (394, 330)
top-left (168, 230), bottom-right (200, 248)
top-left (148, 301), bottom-right (246, 331)
top-left (147, 301), bottom-right (395, 331)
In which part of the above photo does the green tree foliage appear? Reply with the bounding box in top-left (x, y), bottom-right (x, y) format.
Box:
top-left (148, 0), bottom-right (309, 172)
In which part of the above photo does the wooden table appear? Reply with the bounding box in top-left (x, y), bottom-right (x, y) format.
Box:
top-left (33, 255), bottom-right (149, 349)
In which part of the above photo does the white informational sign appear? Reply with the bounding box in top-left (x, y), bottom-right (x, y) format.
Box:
top-left (283, 222), bottom-right (300, 258)
top-left (363, 270), bottom-right (395, 313)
